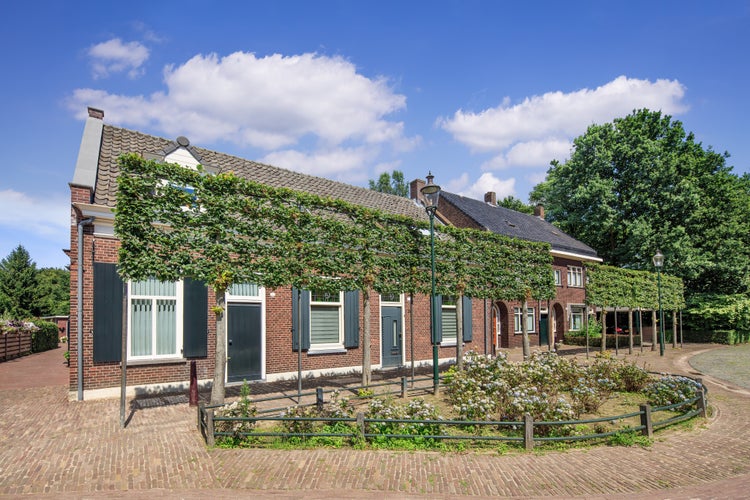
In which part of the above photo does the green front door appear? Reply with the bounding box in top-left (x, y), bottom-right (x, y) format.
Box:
top-left (381, 306), bottom-right (403, 368)
top-left (227, 302), bottom-right (262, 382)
top-left (540, 314), bottom-right (549, 346)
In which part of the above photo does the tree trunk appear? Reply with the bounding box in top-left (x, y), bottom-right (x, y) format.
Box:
top-left (456, 294), bottom-right (464, 370)
top-left (600, 307), bottom-right (607, 353)
top-left (210, 289), bottom-right (226, 405)
top-left (628, 308), bottom-right (634, 354)
top-left (651, 310), bottom-right (657, 351)
top-left (362, 289), bottom-right (371, 387)
top-left (672, 310), bottom-right (678, 348)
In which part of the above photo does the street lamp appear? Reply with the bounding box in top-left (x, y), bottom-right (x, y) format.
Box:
top-left (653, 250), bottom-right (665, 356)
top-left (421, 172), bottom-right (441, 393)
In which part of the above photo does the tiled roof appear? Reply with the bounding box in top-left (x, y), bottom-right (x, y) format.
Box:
top-left (440, 191), bottom-right (599, 258)
top-left (94, 124), bottom-right (428, 221)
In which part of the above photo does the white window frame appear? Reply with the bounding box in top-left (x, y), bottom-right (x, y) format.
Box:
top-left (513, 307), bottom-right (536, 334)
top-left (127, 279), bottom-right (183, 361)
top-left (570, 305), bottom-right (585, 331)
top-left (567, 266), bottom-right (583, 288)
top-left (441, 296), bottom-right (458, 345)
top-left (554, 269), bottom-right (562, 286)
top-left (310, 290), bottom-right (344, 349)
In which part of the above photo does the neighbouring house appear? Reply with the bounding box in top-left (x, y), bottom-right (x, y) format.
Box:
top-left (68, 108), bottom-right (484, 400)
top-left (410, 183), bottom-right (601, 350)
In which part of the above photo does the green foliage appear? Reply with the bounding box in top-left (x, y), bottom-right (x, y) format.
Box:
top-left (30, 320), bottom-right (58, 353)
top-left (608, 430), bottom-right (652, 447)
top-left (365, 396), bottom-right (444, 447)
top-left (585, 263), bottom-right (684, 310)
top-left (215, 381), bottom-right (258, 442)
top-left (35, 268), bottom-right (70, 316)
top-left (530, 109), bottom-right (750, 298)
top-left (368, 170), bottom-right (408, 197)
top-left (0, 245), bottom-right (38, 318)
top-left (683, 293), bottom-right (750, 337)
top-left (497, 196), bottom-right (534, 214)
top-left (114, 154), bottom-right (555, 301)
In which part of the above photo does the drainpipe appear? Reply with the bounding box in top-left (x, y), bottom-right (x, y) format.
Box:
top-left (77, 217), bottom-right (94, 401)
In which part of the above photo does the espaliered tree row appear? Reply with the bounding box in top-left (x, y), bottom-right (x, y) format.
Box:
top-left (585, 263), bottom-right (685, 352)
top-left (115, 155), bottom-right (555, 402)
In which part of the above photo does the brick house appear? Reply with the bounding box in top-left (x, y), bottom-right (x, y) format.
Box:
top-left (410, 183), bottom-right (601, 350)
top-left (68, 108), bottom-right (485, 400)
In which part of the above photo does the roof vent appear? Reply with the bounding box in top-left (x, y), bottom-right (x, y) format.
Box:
top-left (176, 136), bottom-right (190, 147)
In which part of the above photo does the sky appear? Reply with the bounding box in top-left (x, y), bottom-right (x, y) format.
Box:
top-left (1, 0), bottom-right (749, 270)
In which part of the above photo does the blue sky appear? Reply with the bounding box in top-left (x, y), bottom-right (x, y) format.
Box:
top-left (2, 0), bottom-right (749, 269)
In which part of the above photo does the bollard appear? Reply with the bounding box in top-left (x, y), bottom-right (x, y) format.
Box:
top-left (316, 387), bottom-right (324, 412)
top-left (189, 360), bottom-right (198, 406)
top-left (524, 414), bottom-right (534, 451)
top-left (639, 404), bottom-right (653, 438)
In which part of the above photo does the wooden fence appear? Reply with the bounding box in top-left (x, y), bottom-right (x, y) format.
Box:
top-left (1, 332), bottom-right (32, 362)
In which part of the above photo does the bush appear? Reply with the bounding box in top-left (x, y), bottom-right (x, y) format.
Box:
top-left (215, 381), bottom-right (258, 441)
top-left (642, 376), bottom-right (703, 409)
top-left (364, 396), bottom-right (443, 446)
top-left (31, 320), bottom-right (58, 353)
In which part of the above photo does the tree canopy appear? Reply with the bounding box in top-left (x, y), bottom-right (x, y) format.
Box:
top-left (497, 195), bottom-right (534, 214)
top-left (368, 170), bottom-right (408, 197)
top-left (0, 245), bottom-right (38, 318)
top-left (530, 109), bottom-right (750, 297)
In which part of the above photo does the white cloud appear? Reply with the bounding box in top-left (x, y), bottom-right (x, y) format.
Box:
top-left (88, 38), bottom-right (149, 79)
top-left (446, 172), bottom-right (516, 201)
top-left (0, 190), bottom-right (69, 239)
top-left (439, 76), bottom-right (687, 152)
top-left (259, 146), bottom-right (377, 179)
top-left (481, 138), bottom-right (572, 170)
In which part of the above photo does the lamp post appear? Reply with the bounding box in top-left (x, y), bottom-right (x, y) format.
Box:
top-left (653, 250), bottom-right (665, 356)
top-left (421, 173), bottom-right (441, 393)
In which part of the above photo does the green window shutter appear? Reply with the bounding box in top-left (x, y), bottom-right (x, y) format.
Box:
top-left (93, 263), bottom-right (123, 362)
top-left (462, 296), bottom-right (473, 342)
top-left (344, 290), bottom-right (359, 348)
top-left (292, 288), bottom-right (310, 351)
top-left (433, 295), bottom-right (443, 344)
top-left (183, 278), bottom-right (208, 358)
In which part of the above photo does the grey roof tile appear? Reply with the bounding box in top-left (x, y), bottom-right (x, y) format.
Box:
top-left (440, 191), bottom-right (599, 258)
top-left (93, 125), bottom-right (428, 221)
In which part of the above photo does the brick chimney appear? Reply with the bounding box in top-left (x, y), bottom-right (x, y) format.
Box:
top-left (410, 178), bottom-right (426, 204)
top-left (87, 107), bottom-right (104, 120)
top-left (534, 204), bottom-right (545, 220)
top-left (484, 192), bottom-right (497, 205)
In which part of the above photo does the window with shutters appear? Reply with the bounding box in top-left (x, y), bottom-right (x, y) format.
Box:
top-left (310, 290), bottom-right (344, 348)
top-left (128, 279), bottom-right (183, 360)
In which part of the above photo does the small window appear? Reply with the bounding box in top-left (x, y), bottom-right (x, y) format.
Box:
top-left (129, 278), bottom-right (181, 359)
top-left (554, 269), bottom-right (562, 286)
top-left (513, 307), bottom-right (535, 334)
top-left (380, 293), bottom-right (401, 304)
top-left (441, 296), bottom-right (457, 344)
top-left (310, 291), bottom-right (343, 348)
top-left (570, 306), bottom-right (584, 331)
top-left (567, 266), bottom-right (583, 288)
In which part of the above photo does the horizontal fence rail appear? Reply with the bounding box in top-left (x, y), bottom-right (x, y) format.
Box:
top-left (198, 375), bottom-right (708, 450)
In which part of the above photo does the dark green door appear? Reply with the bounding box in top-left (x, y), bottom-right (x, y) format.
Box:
top-left (227, 303), bottom-right (262, 382)
top-left (381, 306), bottom-right (402, 368)
top-left (540, 314), bottom-right (549, 346)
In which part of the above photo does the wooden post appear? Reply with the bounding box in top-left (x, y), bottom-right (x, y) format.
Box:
top-left (524, 414), bottom-right (534, 451)
top-left (189, 360), bottom-right (198, 406)
top-left (356, 412), bottom-right (365, 441)
top-left (639, 404), bottom-right (653, 438)
top-left (695, 378), bottom-right (707, 418)
top-left (401, 377), bottom-right (408, 399)
top-left (316, 387), bottom-right (324, 411)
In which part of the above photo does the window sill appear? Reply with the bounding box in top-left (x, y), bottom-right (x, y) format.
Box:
top-left (307, 347), bottom-right (348, 355)
top-left (125, 357), bottom-right (187, 367)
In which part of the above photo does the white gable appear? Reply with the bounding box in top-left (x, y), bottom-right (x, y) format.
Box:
top-left (165, 147), bottom-right (200, 169)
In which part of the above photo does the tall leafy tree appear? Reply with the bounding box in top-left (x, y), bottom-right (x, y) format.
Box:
top-left (36, 268), bottom-right (70, 316)
top-left (0, 245), bottom-right (38, 318)
top-left (368, 170), bottom-right (408, 197)
top-left (497, 195), bottom-right (534, 214)
top-left (530, 109), bottom-right (750, 296)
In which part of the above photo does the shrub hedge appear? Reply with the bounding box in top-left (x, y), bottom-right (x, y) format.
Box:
top-left (30, 320), bottom-right (58, 353)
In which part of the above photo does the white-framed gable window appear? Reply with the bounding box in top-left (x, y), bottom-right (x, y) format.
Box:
top-left (513, 307), bottom-right (535, 334)
top-left (567, 266), bottom-right (583, 288)
top-left (129, 278), bottom-right (183, 359)
top-left (554, 269), bottom-right (562, 286)
top-left (310, 290), bottom-right (344, 348)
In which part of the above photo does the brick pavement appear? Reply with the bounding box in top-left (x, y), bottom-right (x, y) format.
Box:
top-left (1, 344), bottom-right (750, 498)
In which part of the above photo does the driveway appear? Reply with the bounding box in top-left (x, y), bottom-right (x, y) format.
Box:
top-left (1, 343), bottom-right (750, 498)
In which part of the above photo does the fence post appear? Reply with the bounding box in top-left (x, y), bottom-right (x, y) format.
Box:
top-left (316, 387), bottom-right (324, 411)
top-left (524, 414), bottom-right (534, 451)
top-left (639, 404), bottom-right (653, 438)
top-left (356, 412), bottom-right (365, 441)
top-left (695, 378), bottom-right (707, 418)
top-left (401, 377), bottom-right (408, 398)
top-left (206, 408), bottom-right (215, 446)
top-left (197, 403), bottom-right (203, 429)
